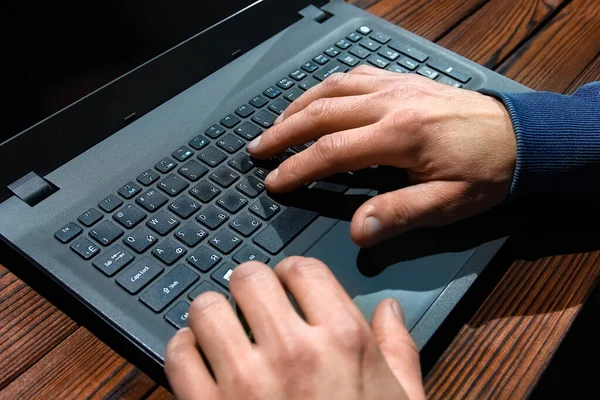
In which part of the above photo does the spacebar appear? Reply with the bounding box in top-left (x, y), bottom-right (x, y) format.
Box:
top-left (253, 208), bottom-right (319, 254)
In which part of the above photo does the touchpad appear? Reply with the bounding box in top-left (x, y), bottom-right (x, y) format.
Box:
top-left (304, 221), bottom-right (477, 330)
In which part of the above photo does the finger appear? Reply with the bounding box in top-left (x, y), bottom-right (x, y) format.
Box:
top-left (188, 291), bottom-right (254, 379)
top-left (274, 256), bottom-right (366, 327)
top-left (229, 261), bottom-right (306, 346)
top-left (371, 300), bottom-right (427, 400)
top-left (350, 180), bottom-right (487, 247)
top-left (164, 328), bottom-right (220, 400)
top-left (248, 94), bottom-right (384, 159)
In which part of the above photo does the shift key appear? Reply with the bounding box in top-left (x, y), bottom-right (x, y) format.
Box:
top-left (314, 62), bottom-right (349, 82)
top-left (140, 265), bottom-right (199, 312)
top-left (253, 207), bottom-right (318, 254)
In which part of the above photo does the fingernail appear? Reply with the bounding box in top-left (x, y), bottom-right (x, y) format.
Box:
top-left (391, 300), bottom-right (404, 322)
top-left (363, 216), bottom-right (382, 243)
top-left (176, 327), bottom-right (190, 335)
top-left (274, 111), bottom-right (285, 125)
top-left (248, 135), bottom-right (261, 152)
top-left (264, 168), bottom-right (279, 186)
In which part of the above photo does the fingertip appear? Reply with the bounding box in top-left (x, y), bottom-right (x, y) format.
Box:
top-left (351, 204), bottom-right (383, 247)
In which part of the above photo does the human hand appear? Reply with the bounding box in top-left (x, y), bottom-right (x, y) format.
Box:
top-left (247, 66), bottom-right (516, 246)
top-left (164, 257), bottom-right (426, 400)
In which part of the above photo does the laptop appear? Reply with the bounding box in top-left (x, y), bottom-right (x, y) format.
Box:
top-left (0, 0), bottom-right (529, 387)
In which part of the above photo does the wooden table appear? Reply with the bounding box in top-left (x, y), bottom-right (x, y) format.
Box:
top-left (2, 0), bottom-right (599, 398)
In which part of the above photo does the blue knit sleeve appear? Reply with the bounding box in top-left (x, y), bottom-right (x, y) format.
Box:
top-left (481, 81), bottom-right (600, 197)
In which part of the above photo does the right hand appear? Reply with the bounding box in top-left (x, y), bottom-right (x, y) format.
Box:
top-left (248, 65), bottom-right (516, 247)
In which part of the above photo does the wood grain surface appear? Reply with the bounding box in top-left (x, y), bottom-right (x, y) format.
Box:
top-left (1, 0), bottom-right (599, 399)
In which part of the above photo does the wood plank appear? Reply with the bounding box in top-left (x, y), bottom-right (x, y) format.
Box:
top-left (0, 268), bottom-right (78, 390)
top-left (565, 54), bottom-right (600, 94)
top-left (496, 0), bottom-right (600, 92)
top-left (437, 0), bottom-right (565, 68)
top-left (0, 328), bottom-right (156, 400)
top-left (145, 387), bottom-right (174, 400)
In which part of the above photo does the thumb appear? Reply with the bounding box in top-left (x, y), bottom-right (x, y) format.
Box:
top-left (350, 180), bottom-right (474, 247)
top-left (371, 299), bottom-right (426, 400)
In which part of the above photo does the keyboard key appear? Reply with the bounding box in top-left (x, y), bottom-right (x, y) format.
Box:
top-left (175, 222), bottom-right (208, 247)
top-left (346, 32), bottom-right (362, 42)
top-left (217, 191), bottom-right (248, 213)
top-left (249, 95), bottom-right (268, 108)
top-left (389, 42), bottom-right (429, 62)
top-left (324, 46), bottom-right (341, 57)
top-left (152, 239), bottom-right (187, 265)
top-left (190, 180), bottom-right (221, 203)
top-left (263, 86), bottom-right (282, 99)
top-left (268, 99), bottom-right (289, 115)
top-left (417, 66), bottom-right (439, 80)
top-left (312, 54), bottom-right (329, 65)
top-left (196, 205), bottom-right (229, 229)
top-left (78, 208), bottom-right (103, 227)
top-left (426, 59), bottom-right (471, 83)
top-left (137, 170), bottom-right (160, 186)
top-left (299, 78), bottom-right (319, 91)
top-left (220, 114), bottom-right (241, 129)
top-left (147, 211), bottom-right (181, 235)
top-left (371, 32), bottom-right (391, 44)
top-left (236, 176), bottom-right (265, 198)
top-left (253, 207), bottom-right (318, 254)
top-left (254, 167), bottom-right (271, 180)
top-left (205, 124), bottom-right (226, 139)
top-left (89, 220), bottom-right (124, 246)
top-left (55, 222), bottom-right (83, 243)
top-left (311, 181), bottom-right (348, 193)
top-left (249, 197), bottom-right (281, 220)
top-left (388, 64), bottom-right (408, 73)
top-left (158, 174), bottom-right (189, 196)
top-left (187, 246), bottom-right (221, 272)
top-left (140, 265), bottom-right (198, 312)
top-left (92, 245), bottom-right (134, 276)
top-left (284, 88), bottom-right (304, 102)
top-left (188, 135), bottom-right (210, 150)
top-left (233, 245), bottom-right (270, 264)
top-left (116, 257), bottom-right (163, 294)
top-left (339, 53), bottom-right (360, 67)
top-left (70, 237), bottom-right (100, 260)
top-left (301, 62), bottom-right (319, 73)
top-left (165, 301), bottom-right (190, 329)
top-left (379, 48), bottom-right (400, 61)
top-left (398, 57), bottom-right (419, 70)
top-left (210, 166), bottom-right (240, 188)
top-left (169, 195), bottom-right (201, 219)
top-left (229, 153), bottom-right (255, 173)
top-left (360, 39), bottom-right (381, 52)
top-left (217, 134), bottom-right (245, 154)
top-left (178, 160), bottom-right (209, 182)
top-left (277, 77), bottom-right (295, 90)
top-left (209, 229), bottom-right (242, 254)
top-left (172, 146), bottom-right (194, 162)
top-left (349, 46), bottom-right (370, 59)
top-left (437, 75), bottom-right (462, 88)
top-left (234, 121), bottom-right (262, 140)
top-left (336, 38), bottom-right (352, 49)
top-left (155, 158), bottom-right (177, 173)
top-left (99, 194), bottom-right (123, 213)
top-left (314, 62), bottom-right (349, 82)
top-left (136, 189), bottom-right (168, 212)
top-left (252, 110), bottom-right (278, 128)
top-left (124, 227), bottom-right (158, 253)
top-left (289, 69), bottom-right (307, 81)
top-left (118, 182), bottom-right (142, 199)
top-left (188, 281), bottom-right (228, 300)
top-left (198, 146), bottom-right (227, 167)
top-left (235, 104), bottom-right (255, 118)
top-left (211, 261), bottom-right (237, 289)
top-left (230, 212), bottom-right (262, 237)
top-left (114, 204), bottom-right (147, 228)
top-left (358, 26), bottom-right (372, 35)
top-left (368, 55), bottom-right (390, 69)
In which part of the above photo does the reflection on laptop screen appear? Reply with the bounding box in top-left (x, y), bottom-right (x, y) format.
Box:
top-left (7, 0), bottom-right (258, 143)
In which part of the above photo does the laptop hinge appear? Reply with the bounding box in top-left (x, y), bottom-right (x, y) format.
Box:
top-left (8, 172), bottom-right (59, 207)
top-left (298, 4), bottom-right (333, 23)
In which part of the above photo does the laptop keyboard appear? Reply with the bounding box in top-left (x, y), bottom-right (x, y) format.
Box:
top-left (53, 25), bottom-right (472, 330)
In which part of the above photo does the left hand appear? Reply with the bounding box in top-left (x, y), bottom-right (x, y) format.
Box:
top-left (164, 257), bottom-right (426, 400)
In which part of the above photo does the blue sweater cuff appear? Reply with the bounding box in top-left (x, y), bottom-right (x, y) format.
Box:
top-left (480, 82), bottom-right (600, 197)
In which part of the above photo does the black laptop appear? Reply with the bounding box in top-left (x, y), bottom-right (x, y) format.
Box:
top-left (0, 0), bottom-right (529, 386)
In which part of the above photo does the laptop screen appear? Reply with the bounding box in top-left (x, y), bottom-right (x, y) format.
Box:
top-left (6, 0), bottom-right (259, 145)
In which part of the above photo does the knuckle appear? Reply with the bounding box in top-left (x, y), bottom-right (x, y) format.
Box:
top-left (313, 134), bottom-right (339, 164)
top-left (229, 363), bottom-right (269, 400)
top-left (329, 317), bottom-right (369, 353)
top-left (388, 195), bottom-right (413, 228)
top-left (322, 72), bottom-right (348, 89)
top-left (353, 64), bottom-right (376, 74)
top-left (305, 98), bottom-right (331, 121)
